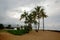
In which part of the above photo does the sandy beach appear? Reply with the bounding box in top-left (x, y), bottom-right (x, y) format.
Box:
top-left (0, 31), bottom-right (60, 40)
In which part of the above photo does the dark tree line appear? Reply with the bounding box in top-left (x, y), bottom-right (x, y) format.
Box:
top-left (0, 24), bottom-right (12, 29)
top-left (0, 24), bottom-right (4, 29)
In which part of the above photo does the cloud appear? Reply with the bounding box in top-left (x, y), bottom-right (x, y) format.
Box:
top-left (0, 0), bottom-right (60, 30)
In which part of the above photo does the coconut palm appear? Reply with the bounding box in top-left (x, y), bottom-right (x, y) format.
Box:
top-left (20, 11), bottom-right (33, 31)
top-left (20, 11), bottom-right (28, 21)
top-left (20, 11), bottom-right (29, 28)
top-left (27, 13), bottom-right (33, 30)
top-left (34, 6), bottom-right (41, 31)
top-left (31, 11), bottom-right (38, 31)
top-left (40, 8), bottom-right (48, 31)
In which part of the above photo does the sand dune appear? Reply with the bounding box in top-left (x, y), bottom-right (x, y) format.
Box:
top-left (0, 31), bottom-right (60, 40)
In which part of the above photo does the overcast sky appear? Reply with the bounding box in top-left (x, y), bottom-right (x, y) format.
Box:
top-left (0, 0), bottom-right (60, 30)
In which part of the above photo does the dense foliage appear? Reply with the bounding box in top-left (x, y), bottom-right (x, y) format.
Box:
top-left (7, 29), bottom-right (29, 35)
top-left (0, 24), bottom-right (4, 29)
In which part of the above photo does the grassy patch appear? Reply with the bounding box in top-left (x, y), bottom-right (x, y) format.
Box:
top-left (0, 30), bottom-right (6, 32)
top-left (6, 29), bottom-right (29, 35)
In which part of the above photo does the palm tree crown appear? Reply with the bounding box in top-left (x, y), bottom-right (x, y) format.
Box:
top-left (20, 11), bottom-right (28, 20)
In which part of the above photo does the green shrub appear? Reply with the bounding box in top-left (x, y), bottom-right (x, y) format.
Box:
top-left (6, 25), bottom-right (32, 35)
top-left (0, 24), bottom-right (4, 29)
top-left (6, 29), bottom-right (28, 35)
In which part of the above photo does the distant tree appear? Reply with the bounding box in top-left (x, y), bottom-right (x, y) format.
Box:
top-left (0, 24), bottom-right (4, 29)
top-left (6, 24), bottom-right (11, 29)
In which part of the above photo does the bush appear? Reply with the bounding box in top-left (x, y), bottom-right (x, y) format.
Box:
top-left (6, 25), bottom-right (32, 35)
top-left (0, 24), bottom-right (4, 29)
top-left (7, 29), bottom-right (27, 35)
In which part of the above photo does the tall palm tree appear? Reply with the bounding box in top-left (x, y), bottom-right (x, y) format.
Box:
top-left (40, 8), bottom-right (48, 31)
top-left (20, 11), bottom-right (33, 31)
top-left (27, 13), bottom-right (33, 30)
top-left (32, 11), bottom-right (37, 31)
top-left (34, 6), bottom-right (41, 31)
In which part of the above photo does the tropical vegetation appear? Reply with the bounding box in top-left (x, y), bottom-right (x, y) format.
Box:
top-left (0, 6), bottom-right (48, 35)
top-left (20, 6), bottom-right (48, 32)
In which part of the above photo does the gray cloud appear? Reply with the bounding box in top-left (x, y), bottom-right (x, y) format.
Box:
top-left (0, 0), bottom-right (60, 30)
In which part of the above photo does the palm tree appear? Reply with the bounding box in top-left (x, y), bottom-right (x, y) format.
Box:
top-left (20, 11), bottom-right (28, 21)
top-left (27, 13), bottom-right (33, 30)
top-left (34, 6), bottom-right (41, 31)
top-left (40, 8), bottom-right (48, 31)
top-left (31, 11), bottom-right (38, 31)
top-left (20, 11), bottom-right (33, 31)
top-left (20, 11), bottom-right (28, 27)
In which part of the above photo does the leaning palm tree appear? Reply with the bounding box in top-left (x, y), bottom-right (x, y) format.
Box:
top-left (20, 11), bottom-right (33, 31)
top-left (34, 6), bottom-right (41, 31)
top-left (40, 8), bottom-right (48, 31)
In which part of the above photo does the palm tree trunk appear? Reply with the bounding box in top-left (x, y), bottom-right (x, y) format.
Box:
top-left (34, 24), bottom-right (37, 30)
top-left (34, 19), bottom-right (37, 31)
top-left (38, 18), bottom-right (40, 31)
top-left (28, 23), bottom-right (32, 31)
top-left (43, 17), bottom-right (44, 31)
